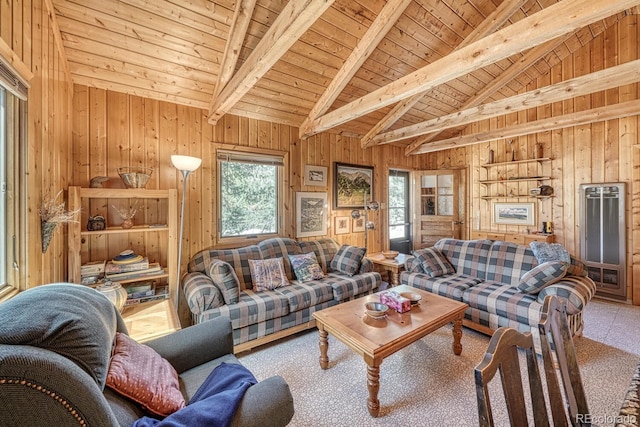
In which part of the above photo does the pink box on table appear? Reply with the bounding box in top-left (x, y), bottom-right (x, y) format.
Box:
top-left (379, 291), bottom-right (411, 313)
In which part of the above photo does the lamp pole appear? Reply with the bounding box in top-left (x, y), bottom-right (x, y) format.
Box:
top-left (171, 155), bottom-right (202, 293)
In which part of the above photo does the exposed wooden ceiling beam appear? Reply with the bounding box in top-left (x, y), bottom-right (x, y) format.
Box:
top-left (211, 0), bottom-right (257, 101)
top-left (207, 0), bottom-right (335, 125)
top-left (298, 0), bottom-right (413, 135)
top-left (371, 59), bottom-right (640, 145)
top-left (411, 99), bottom-right (640, 154)
top-left (359, 0), bottom-right (528, 148)
top-left (404, 32), bottom-right (575, 154)
top-left (300, 0), bottom-right (640, 139)
top-left (45, 0), bottom-right (73, 90)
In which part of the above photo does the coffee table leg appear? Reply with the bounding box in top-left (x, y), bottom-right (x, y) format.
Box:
top-left (452, 317), bottom-right (463, 355)
top-left (318, 327), bottom-right (329, 369)
top-left (366, 363), bottom-right (380, 417)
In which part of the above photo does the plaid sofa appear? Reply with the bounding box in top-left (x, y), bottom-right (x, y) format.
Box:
top-left (182, 238), bottom-right (381, 349)
top-left (401, 239), bottom-right (597, 337)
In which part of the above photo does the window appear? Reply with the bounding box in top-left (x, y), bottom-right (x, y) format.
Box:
top-left (0, 59), bottom-right (28, 293)
top-left (217, 149), bottom-right (286, 242)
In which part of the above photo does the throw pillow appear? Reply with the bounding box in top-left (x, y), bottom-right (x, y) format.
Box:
top-left (248, 258), bottom-right (289, 291)
top-left (106, 332), bottom-right (185, 417)
top-left (517, 261), bottom-right (568, 294)
top-left (529, 242), bottom-right (571, 264)
top-left (330, 245), bottom-right (366, 276)
top-left (206, 259), bottom-right (240, 304)
top-left (412, 247), bottom-right (455, 278)
top-left (289, 252), bottom-right (325, 282)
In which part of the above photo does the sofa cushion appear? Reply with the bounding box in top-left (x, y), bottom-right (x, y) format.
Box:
top-left (106, 332), bottom-right (185, 417)
top-left (485, 241), bottom-right (538, 286)
top-left (330, 245), bottom-right (366, 276)
top-left (566, 256), bottom-right (588, 277)
top-left (288, 252), bottom-right (325, 282)
top-left (517, 261), bottom-right (568, 294)
top-left (249, 258), bottom-right (289, 291)
top-left (412, 247), bottom-right (455, 278)
top-left (257, 238), bottom-right (301, 280)
top-left (197, 290), bottom-right (291, 329)
top-left (207, 260), bottom-right (240, 304)
top-left (463, 281), bottom-right (543, 328)
top-left (188, 245), bottom-right (262, 290)
top-left (298, 238), bottom-right (340, 273)
top-left (322, 271), bottom-right (380, 302)
top-left (529, 242), bottom-right (571, 263)
top-left (183, 273), bottom-right (225, 315)
top-left (401, 271), bottom-right (481, 301)
top-left (275, 281), bottom-right (335, 311)
top-left (434, 239), bottom-right (493, 279)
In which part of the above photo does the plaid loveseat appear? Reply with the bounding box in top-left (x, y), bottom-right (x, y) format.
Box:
top-left (401, 239), bottom-right (597, 337)
top-left (182, 237), bottom-right (381, 349)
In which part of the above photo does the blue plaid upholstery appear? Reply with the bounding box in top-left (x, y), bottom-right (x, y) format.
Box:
top-left (183, 272), bottom-right (225, 315)
top-left (412, 247), bottom-right (455, 277)
top-left (298, 238), bottom-right (340, 273)
top-left (188, 245), bottom-right (261, 290)
top-left (257, 238), bottom-right (301, 280)
top-left (275, 281), bottom-right (335, 311)
top-left (206, 259), bottom-right (240, 304)
top-left (401, 271), bottom-right (481, 301)
top-left (463, 281), bottom-right (543, 328)
top-left (196, 289), bottom-right (290, 329)
top-left (434, 239), bottom-right (492, 279)
top-left (485, 241), bottom-right (538, 286)
top-left (404, 256), bottom-right (424, 274)
top-left (330, 245), bottom-right (366, 276)
top-left (537, 276), bottom-right (596, 315)
top-left (566, 256), bottom-right (588, 277)
top-left (517, 261), bottom-right (567, 294)
top-left (322, 271), bottom-right (380, 301)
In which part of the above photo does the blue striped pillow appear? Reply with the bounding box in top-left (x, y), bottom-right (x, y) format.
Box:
top-left (517, 261), bottom-right (567, 294)
top-left (412, 247), bottom-right (455, 278)
top-left (330, 245), bottom-right (366, 276)
top-left (206, 259), bottom-right (240, 304)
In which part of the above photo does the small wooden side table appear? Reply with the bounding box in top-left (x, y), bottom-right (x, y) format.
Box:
top-left (121, 299), bottom-right (181, 342)
top-left (365, 252), bottom-right (408, 286)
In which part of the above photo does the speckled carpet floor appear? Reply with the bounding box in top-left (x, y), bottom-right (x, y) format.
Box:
top-left (238, 298), bottom-right (640, 427)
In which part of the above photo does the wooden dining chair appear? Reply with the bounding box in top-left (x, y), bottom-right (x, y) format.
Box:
top-left (475, 295), bottom-right (590, 426)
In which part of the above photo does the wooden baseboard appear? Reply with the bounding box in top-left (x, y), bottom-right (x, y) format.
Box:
top-left (233, 320), bottom-right (317, 354)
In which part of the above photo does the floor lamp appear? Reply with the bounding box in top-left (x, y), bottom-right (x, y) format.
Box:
top-left (171, 155), bottom-right (202, 293)
top-left (350, 191), bottom-right (379, 252)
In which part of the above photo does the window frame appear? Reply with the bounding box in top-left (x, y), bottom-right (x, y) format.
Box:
top-left (215, 145), bottom-right (289, 248)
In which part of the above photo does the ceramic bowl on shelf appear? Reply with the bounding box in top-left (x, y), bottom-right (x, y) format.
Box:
top-left (364, 302), bottom-right (388, 319)
top-left (381, 250), bottom-right (399, 259)
top-left (118, 167), bottom-right (153, 189)
top-left (400, 291), bottom-right (422, 305)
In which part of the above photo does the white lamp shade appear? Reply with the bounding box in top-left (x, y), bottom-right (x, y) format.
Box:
top-left (171, 155), bottom-right (202, 172)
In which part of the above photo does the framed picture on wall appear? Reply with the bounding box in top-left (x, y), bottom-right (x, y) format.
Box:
top-left (333, 162), bottom-right (374, 209)
top-left (334, 216), bottom-right (350, 234)
top-left (304, 165), bottom-right (328, 187)
top-left (296, 192), bottom-right (328, 238)
top-left (352, 216), bottom-right (365, 232)
top-left (492, 202), bottom-right (535, 226)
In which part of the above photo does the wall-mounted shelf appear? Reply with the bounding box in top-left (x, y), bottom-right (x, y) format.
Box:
top-left (480, 177), bottom-right (551, 185)
top-left (481, 158), bottom-right (553, 168)
top-left (480, 195), bottom-right (555, 200)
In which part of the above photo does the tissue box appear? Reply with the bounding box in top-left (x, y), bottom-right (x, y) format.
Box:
top-left (379, 291), bottom-right (411, 313)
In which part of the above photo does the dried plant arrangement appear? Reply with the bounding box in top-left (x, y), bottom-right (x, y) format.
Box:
top-left (39, 190), bottom-right (80, 253)
top-left (112, 200), bottom-right (139, 229)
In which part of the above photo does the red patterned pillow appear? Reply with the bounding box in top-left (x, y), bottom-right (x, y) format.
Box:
top-left (106, 332), bottom-right (185, 416)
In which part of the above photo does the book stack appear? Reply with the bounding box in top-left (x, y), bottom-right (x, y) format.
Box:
top-left (123, 282), bottom-right (170, 306)
top-left (81, 260), bottom-right (106, 285)
top-left (104, 250), bottom-right (163, 281)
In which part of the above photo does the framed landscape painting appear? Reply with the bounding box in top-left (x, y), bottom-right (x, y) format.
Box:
top-left (296, 192), bottom-right (328, 238)
top-left (304, 165), bottom-right (328, 187)
top-left (493, 202), bottom-right (535, 226)
top-left (333, 162), bottom-right (374, 209)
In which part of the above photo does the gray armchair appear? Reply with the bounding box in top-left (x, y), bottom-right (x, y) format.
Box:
top-left (0, 283), bottom-right (294, 427)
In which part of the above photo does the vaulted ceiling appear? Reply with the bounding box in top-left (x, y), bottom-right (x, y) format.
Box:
top-left (51, 0), bottom-right (640, 154)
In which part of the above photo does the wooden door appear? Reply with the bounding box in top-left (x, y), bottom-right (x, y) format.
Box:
top-left (412, 169), bottom-right (465, 249)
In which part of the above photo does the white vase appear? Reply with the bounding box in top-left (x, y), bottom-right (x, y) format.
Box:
top-left (96, 282), bottom-right (128, 311)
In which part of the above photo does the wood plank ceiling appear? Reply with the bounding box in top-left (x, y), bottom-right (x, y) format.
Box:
top-left (51, 0), bottom-right (639, 154)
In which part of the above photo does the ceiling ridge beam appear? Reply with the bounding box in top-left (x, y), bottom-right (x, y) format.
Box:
top-left (45, 0), bottom-right (73, 90)
top-left (299, 0), bottom-right (640, 139)
top-left (403, 32), bottom-right (575, 154)
top-left (359, 0), bottom-right (528, 148)
top-left (411, 99), bottom-right (640, 155)
top-left (373, 59), bottom-right (640, 144)
top-left (298, 0), bottom-right (414, 136)
top-left (207, 0), bottom-right (335, 125)
top-left (210, 0), bottom-right (258, 103)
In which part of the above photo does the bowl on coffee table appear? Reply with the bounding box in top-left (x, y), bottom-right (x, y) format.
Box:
top-left (365, 302), bottom-right (388, 319)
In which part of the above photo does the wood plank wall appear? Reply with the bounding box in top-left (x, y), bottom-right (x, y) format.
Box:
top-left (71, 86), bottom-right (424, 278)
top-left (420, 15), bottom-right (640, 303)
top-left (0, 0), bottom-right (73, 290)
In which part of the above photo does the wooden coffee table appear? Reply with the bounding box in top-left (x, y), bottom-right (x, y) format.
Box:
top-left (312, 285), bottom-right (468, 417)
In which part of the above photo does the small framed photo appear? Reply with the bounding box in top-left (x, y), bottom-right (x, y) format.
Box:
top-left (352, 216), bottom-right (365, 232)
top-left (304, 165), bottom-right (328, 187)
top-left (296, 192), bottom-right (328, 238)
top-left (492, 202), bottom-right (535, 226)
top-left (334, 216), bottom-right (350, 234)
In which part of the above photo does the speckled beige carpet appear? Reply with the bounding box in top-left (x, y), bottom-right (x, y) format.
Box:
top-left (238, 298), bottom-right (640, 427)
